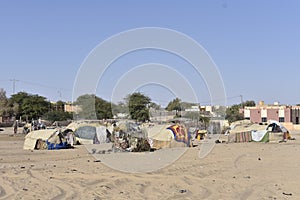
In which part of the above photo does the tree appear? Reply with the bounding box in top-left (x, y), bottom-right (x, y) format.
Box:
top-left (225, 104), bottom-right (244, 123)
top-left (225, 100), bottom-right (256, 123)
top-left (55, 100), bottom-right (65, 111)
top-left (44, 110), bottom-right (73, 123)
top-left (95, 96), bottom-right (113, 119)
top-left (9, 92), bottom-right (50, 120)
top-left (126, 92), bottom-right (151, 122)
top-left (241, 100), bottom-right (256, 108)
top-left (166, 98), bottom-right (182, 117)
top-left (74, 94), bottom-right (97, 119)
top-left (0, 89), bottom-right (8, 116)
top-left (74, 94), bottom-right (113, 120)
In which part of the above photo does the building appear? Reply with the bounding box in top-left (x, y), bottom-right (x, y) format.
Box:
top-left (64, 102), bottom-right (81, 113)
top-left (243, 101), bottom-right (300, 124)
top-left (185, 106), bottom-right (200, 112)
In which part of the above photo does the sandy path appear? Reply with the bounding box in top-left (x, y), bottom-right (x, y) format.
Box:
top-left (0, 128), bottom-right (300, 199)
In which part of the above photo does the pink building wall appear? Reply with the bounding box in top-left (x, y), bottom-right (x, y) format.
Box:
top-left (284, 108), bottom-right (291, 122)
top-left (267, 109), bottom-right (279, 121)
top-left (247, 106), bottom-right (292, 123)
top-left (250, 108), bottom-right (261, 123)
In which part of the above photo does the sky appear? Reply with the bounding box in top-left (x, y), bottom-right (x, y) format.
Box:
top-left (0, 0), bottom-right (299, 107)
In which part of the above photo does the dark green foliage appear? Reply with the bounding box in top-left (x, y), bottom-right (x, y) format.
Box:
top-left (95, 97), bottom-right (113, 119)
top-left (225, 104), bottom-right (244, 123)
top-left (0, 89), bottom-right (9, 116)
top-left (10, 92), bottom-right (50, 120)
top-left (127, 92), bottom-right (151, 122)
top-left (166, 98), bottom-right (182, 116)
top-left (241, 100), bottom-right (256, 108)
top-left (226, 100), bottom-right (256, 123)
top-left (44, 110), bottom-right (73, 123)
top-left (74, 94), bottom-right (113, 120)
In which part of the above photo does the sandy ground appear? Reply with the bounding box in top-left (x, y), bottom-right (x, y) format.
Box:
top-left (1, 127), bottom-right (300, 200)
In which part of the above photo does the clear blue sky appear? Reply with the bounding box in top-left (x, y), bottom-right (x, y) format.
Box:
top-left (0, 0), bottom-right (299, 106)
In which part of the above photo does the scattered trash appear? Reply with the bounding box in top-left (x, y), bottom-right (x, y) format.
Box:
top-left (215, 140), bottom-right (221, 144)
top-left (282, 192), bottom-right (292, 196)
top-left (22, 188), bottom-right (28, 191)
top-left (258, 157), bottom-right (261, 161)
top-left (94, 160), bottom-right (101, 163)
top-left (179, 189), bottom-right (187, 193)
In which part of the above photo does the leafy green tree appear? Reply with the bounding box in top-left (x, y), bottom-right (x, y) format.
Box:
top-left (241, 100), bottom-right (256, 108)
top-left (0, 89), bottom-right (9, 117)
top-left (95, 96), bottom-right (113, 119)
top-left (225, 100), bottom-right (256, 123)
top-left (55, 100), bottom-right (65, 111)
top-left (225, 104), bottom-right (244, 123)
top-left (10, 92), bottom-right (50, 120)
top-left (127, 92), bottom-right (151, 122)
top-left (166, 98), bottom-right (182, 117)
top-left (112, 102), bottom-right (129, 115)
top-left (74, 94), bottom-right (97, 119)
top-left (44, 110), bottom-right (73, 123)
top-left (74, 94), bottom-right (113, 120)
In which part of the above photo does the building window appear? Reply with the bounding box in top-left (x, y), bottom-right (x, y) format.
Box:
top-left (261, 117), bottom-right (267, 122)
top-left (244, 117), bottom-right (250, 120)
top-left (279, 117), bottom-right (284, 122)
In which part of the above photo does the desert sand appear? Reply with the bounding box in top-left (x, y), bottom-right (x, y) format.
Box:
top-left (1, 127), bottom-right (300, 200)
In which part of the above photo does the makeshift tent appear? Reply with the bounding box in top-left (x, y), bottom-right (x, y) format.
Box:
top-left (145, 124), bottom-right (189, 149)
top-left (227, 120), bottom-right (291, 143)
top-left (74, 125), bottom-right (109, 144)
top-left (23, 128), bottom-right (75, 150)
top-left (24, 129), bottom-right (57, 150)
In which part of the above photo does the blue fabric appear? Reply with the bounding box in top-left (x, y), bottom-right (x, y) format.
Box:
top-left (46, 140), bottom-right (68, 150)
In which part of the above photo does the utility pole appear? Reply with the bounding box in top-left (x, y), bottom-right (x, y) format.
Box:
top-left (10, 78), bottom-right (19, 94)
top-left (240, 94), bottom-right (244, 108)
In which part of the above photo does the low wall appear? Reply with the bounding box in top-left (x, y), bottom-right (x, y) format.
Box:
top-left (282, 122), bottom-right (300, 131)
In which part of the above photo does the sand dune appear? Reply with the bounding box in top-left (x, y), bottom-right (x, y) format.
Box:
top-left (1, 127), bottom-right (300, 199)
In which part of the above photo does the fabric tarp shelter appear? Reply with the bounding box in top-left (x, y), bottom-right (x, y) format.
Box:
top-left (228, 120), bottom-right (290, 143)
top-left (74, 125), bottom-right (108, 145)
top-left (23, 129), bottom-right (58, 150)
top-left (145, 124), bottom-right (189, 149)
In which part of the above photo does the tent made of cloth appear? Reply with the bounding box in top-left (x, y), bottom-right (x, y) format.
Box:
top-left (145, 124), bottom-right (189, 149)
top-left (23, 128), bottom-right (75, 150)
top-left (74, 125), bottom-right (108, 145)
top-left (227, 119), bottom-right (291, 143)
top-left (23, 129), bottom-right (58, 150)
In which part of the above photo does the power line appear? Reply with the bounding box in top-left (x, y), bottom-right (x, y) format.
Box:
top-left (18, 80), bottom-right (71, 91)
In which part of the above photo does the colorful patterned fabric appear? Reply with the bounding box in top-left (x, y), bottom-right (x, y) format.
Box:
top-left (235, 131), bottom-right (252, 143)
top-left (167, 124), bottom-right (190, 146)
